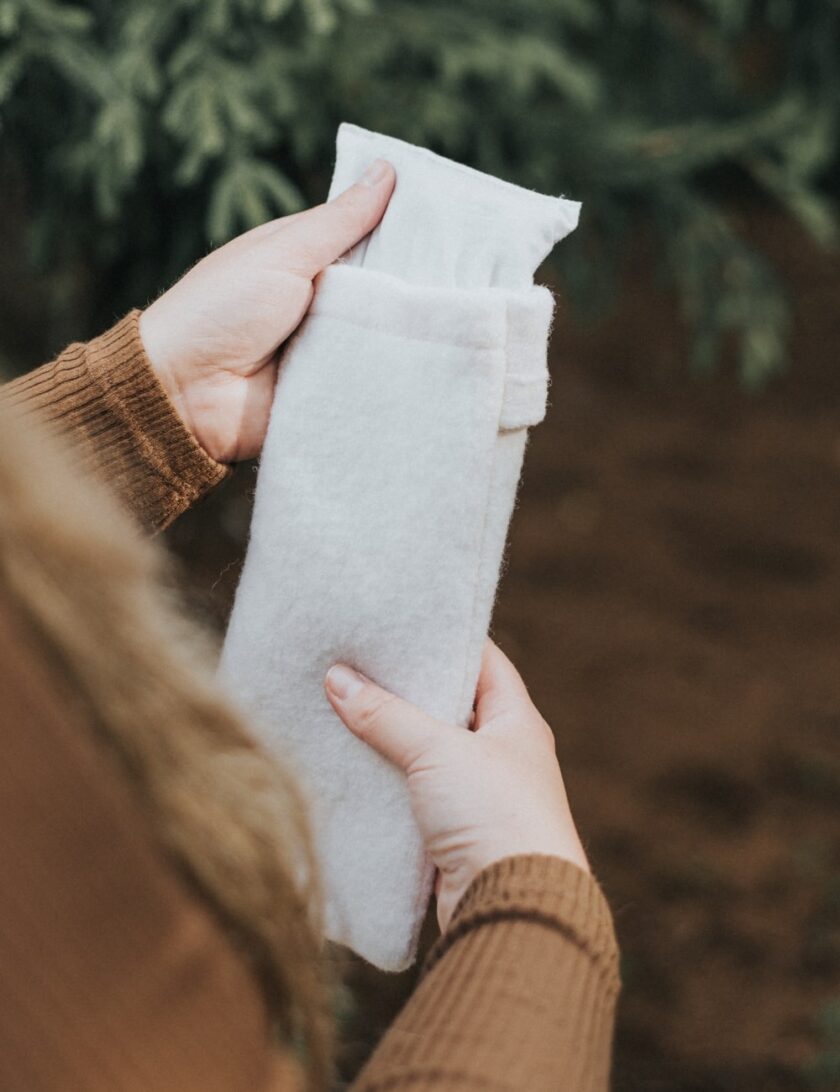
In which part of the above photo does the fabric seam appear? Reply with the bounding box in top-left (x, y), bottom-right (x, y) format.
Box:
top-left (305, 308), bottom-right (503, 352)
top-left (453, 345), bottom-right (509, 723)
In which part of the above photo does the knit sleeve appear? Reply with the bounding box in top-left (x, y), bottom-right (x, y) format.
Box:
top-left (0, 311), bottom-right (229, 532)
top-left (349, 855), bottom-right (620, 1092)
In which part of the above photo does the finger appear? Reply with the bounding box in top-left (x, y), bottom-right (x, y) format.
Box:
top-left (324, 664), bottom-right (444, 770)
top-left (279, 159), bottom-right (396, 278)
top-left (474, 639), bottom-right (534, 724)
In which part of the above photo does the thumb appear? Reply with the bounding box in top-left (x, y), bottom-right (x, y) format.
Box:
top-left (324, 664), bottom-right (444, 770)
top-left (474, 638), bottom-right (534, 723)
top-left (281, 159), bottom-right (396, 278)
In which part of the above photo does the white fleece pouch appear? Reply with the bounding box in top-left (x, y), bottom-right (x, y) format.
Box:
top-left (220, 124), bottom-right (580, 971)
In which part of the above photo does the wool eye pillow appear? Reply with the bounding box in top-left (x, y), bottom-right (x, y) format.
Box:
top-left (219, 123), bottom-right (580, 971)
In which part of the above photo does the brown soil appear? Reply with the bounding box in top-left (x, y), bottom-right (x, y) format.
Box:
top-left (166, 209), bottom-right (840, 1090)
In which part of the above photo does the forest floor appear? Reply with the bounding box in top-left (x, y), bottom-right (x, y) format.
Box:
top-left (166, 208), bottom-right (840, 1091)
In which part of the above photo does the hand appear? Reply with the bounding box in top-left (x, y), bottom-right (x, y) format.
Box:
top-left (139, 159), bottom-right (396, 463)
top-left (324, 640), bottom-right (589, 932)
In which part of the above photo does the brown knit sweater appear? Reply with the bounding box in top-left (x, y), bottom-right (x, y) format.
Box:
top-left (0, 312), bottom-right (620, 1091)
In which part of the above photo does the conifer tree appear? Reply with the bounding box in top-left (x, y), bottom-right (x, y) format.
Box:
top-left (1, 0), bottom-right (837, 381)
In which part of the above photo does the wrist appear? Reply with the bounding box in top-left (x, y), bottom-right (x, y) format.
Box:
top-left (477, 810), bottom-right (590, 877)
top-left (438, 854), bottom-right (613, 957)
top-left (138, 309), bottom-right (199, 443)
top-left (437, 836), bottom-right (590, 933)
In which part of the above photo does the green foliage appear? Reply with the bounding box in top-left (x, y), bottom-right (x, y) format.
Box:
top-left (1, 0), bottom-right (839, 381)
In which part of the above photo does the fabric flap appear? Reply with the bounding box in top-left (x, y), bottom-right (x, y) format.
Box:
top-left (499, 286), bottom-right (555, 430)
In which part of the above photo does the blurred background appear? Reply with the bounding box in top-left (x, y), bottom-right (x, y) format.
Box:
top-left (2, 1), bottom-right (839, 1088)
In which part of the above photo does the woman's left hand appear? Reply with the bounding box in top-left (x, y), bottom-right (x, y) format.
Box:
top-left (139, 159), bottom-right (395, 463)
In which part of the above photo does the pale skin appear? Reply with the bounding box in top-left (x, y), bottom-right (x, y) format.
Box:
top-left (140, 157), bottom-right (590, 931)
top-left (324, 645), bottom-right (589, 930)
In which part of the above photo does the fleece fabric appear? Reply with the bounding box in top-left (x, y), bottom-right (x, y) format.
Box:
top-left (219, 123), bottom-right (581, 971)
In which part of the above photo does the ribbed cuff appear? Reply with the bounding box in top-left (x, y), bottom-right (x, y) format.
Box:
top-left (355, 854), bottom-right (620, 1090)
top-left (1, 311), bottom-right (232, 532)
top-left (425, 854), bottom-right (620, 987)
top-left (85, 311), bottom-right (230, 513)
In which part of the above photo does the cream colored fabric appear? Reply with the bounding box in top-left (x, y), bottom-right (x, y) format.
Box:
top-left (221, 124), bottom-right (580, 969)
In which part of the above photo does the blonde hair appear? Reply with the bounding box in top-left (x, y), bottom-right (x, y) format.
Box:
top-left (0, 402), bottom-right (332, 1089)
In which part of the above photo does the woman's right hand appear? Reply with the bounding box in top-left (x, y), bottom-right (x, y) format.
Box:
top-left (324, 640), bottom-right (589, 931)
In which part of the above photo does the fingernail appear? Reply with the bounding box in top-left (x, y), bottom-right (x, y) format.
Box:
top-left (359, 158), bottom-right (391, 187)
top-left (326, 664), bottom-right (365, 700)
